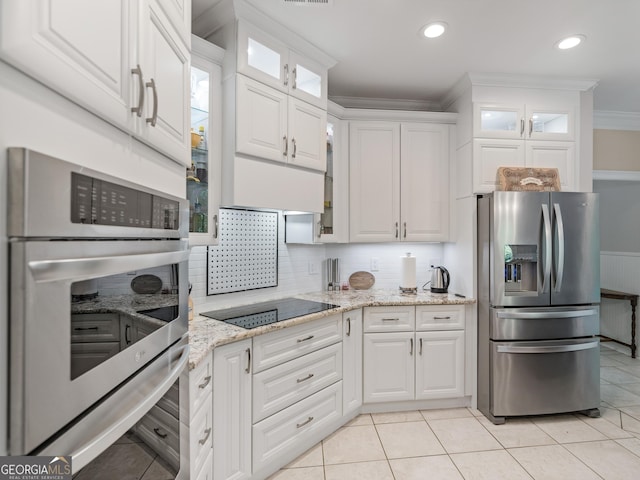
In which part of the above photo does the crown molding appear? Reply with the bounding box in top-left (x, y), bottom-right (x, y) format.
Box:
top-left (594, 111), bottom-right (640, 131)
top-left (329, 95), bottom-right (443, 112)
top-left (466, 72), bottom-right (599, 92)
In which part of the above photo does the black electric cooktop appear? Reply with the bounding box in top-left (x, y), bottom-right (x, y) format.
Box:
top-left (201, 298), bottom-right (339, 329)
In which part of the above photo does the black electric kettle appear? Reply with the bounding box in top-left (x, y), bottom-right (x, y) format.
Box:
top-left (430, 265), bottom-right (450, 293)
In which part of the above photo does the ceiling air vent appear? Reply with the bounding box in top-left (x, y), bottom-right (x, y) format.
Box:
top-left (283, 0), bottom-right (333, 6)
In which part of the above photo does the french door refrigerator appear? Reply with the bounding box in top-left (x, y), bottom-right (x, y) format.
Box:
top-left (477, 191), bottom-right (601, 424)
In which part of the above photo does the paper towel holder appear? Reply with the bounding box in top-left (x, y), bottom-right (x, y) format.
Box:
top-left (399, 252), bottom-right (418, 295)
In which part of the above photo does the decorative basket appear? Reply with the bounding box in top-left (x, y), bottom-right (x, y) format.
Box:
top-left (496, 167), bottom-right (561, 192)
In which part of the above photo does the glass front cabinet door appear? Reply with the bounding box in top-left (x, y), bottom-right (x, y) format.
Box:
top-left (188, 36), bottom-right (222, 246)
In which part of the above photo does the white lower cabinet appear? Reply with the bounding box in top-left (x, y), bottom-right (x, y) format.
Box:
top-left (252, 381), bottom-right (342, 473)
top-left (363, 306), bottom-right (465, 404)
top-left (190, 353), bottom-right (213, 479)
top-left (342, 309), bottom-right (363, 416)
top-left (213, 339), bottom-right (252, 480)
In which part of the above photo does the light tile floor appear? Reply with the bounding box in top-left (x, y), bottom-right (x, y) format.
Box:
top-left (269, 344), bottom-right (640, 480)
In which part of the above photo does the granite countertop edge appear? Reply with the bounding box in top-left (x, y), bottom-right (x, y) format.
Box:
top-left (188, 290), bottom-right (476, 370)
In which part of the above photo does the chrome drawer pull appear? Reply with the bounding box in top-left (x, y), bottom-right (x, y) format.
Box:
top-left (382, 318), bottom-right (399, 322)
top-left (153, 428), bottom-right (168, 439)
top-left (296, 373), bottom-right (314, 383)
top-left (74, 326), bottom-right (99, 331)
top-left (346, 317), bottom-right (351, 336)
top-left (433, 316), bottom-right (451, 320)
top-left (199, 427), bottom-right (211, 445)
top-left (410, 338), bottom-right (414, 355)
top-left (419, 337), bottom-right (423, 355)
top-left (296, 416), bottom-right (314, 428)
top-left (245, 348), bottom-right (251, 374)
top-left (297, 335), bottom-right (314, 343)
top-left (199, 375), bottom-right (211, 389)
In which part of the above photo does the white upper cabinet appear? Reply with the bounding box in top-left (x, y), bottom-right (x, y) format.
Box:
top-left (287, 97), bottom-right (328, 171)
top-left (237, 20), bottom-right (327, 108)
top-left (350, 121), bottom-right (450, 242)
top-left (474, 103), bottom-right (574, 141)
top-left (155, 0), bottom-right (191, 46)
top-left (0, 0), bottom-right (190, 166)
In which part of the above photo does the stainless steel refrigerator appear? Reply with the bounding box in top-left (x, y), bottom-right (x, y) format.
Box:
top-left (477, 191), bottom-right (601, 424)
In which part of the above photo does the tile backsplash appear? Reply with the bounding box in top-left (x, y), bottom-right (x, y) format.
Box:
top-left (189, 218), bottom-right (445, 313)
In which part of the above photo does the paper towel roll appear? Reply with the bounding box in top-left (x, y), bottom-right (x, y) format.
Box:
top-left (400, 253), bottom-right (416, 289)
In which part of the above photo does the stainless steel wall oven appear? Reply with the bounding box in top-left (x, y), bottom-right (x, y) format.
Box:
top-left (7, 148), bottom-right (190, 477)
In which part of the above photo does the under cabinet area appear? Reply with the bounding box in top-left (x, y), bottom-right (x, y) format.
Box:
top-left (362, 305), bottom-right (466, 404)
top-left (349, 121), bottom-right (451, 242)
top-left (0, 0), bottom-right (191, 165)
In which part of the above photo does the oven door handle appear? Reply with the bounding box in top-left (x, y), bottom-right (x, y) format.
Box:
top-left (496, 309), bottom-right (598, 320)
top-left (36, 339), bottom-right (189, 471)
top-left (28, 249), bottom-right (189, 283)
top-left (497, 341), bottom-right (599, 354)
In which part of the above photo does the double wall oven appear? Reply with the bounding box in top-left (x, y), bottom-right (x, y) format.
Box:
top-left (7, 148), bottom-right (190, 477)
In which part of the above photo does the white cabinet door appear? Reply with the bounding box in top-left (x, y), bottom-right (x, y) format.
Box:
top-left (400, 123), bottom-right (450, 242)
top-left (473, 138), bottom-right (525, 193)
top-left (288, 97), bottom-right (327, 171)
top-left (137, 0), bottom-right (190, 166)
top-left (349, 122), bottom-right (401, 242)
top-left (343, 310), bottom-right (363, 416)
top-left (473, 103), bottom-right (525, 139)
top-left (415, 331), bottom-right (464, 400)
top-left (0, 0), bottom-right (132, 131)
top-left (526, 140), bottom-right (576, 191)
top-left (237, 20), bottom-right (289, 93)
top-left (213, 339), bottom-right (252, 480)
top-left (155, 0), bottom-right (191, 46)
top-left (363, 332), bottom-right (414, 403)
top-left (236, 74), bottom-right (288, 163)
top-left (526, 106), bottom-right (574, 141)
top-left (289, 50), bottom-right (327, 108)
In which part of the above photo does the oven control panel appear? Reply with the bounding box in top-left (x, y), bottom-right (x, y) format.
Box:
top-left (71, 173), bottom-right (180, 230)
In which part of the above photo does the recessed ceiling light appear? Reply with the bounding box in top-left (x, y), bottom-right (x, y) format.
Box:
top-left (556, 34), bottom-right (585, 50)
top-left (422, 22), bottom-right (447, 39)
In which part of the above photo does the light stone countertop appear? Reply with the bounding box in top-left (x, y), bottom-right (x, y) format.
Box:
top-left (188, 289), bottom-right (475, 370)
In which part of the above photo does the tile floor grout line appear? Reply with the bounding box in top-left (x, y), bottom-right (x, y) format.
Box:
top-left (555, 440), bottom-right (607, 479)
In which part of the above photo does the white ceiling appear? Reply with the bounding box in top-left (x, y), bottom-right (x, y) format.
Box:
top-left (192, 0), bottom-right (640, 114)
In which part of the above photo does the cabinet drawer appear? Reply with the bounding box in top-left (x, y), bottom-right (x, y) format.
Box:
top-left (252, 314), bottom-right (342, 373)
top-left (253, 343), bottom-right (342, 422)
top-left (190, 391), bottom-right (213, 476)
top-left (135, 405), bottom-right (180, 471)
top-left (253, 382), bottom-right (342, 472)
top-left (364, 306), bottom-right (415, 332)
top-left (70, 313), bottom-right (120, 342)
top-left (416, 305), bottom-right (465, 330)
top-left (189, 354), bottom-right (213, 419)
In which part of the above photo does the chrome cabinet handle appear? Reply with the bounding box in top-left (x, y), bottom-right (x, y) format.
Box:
top-left (153, 427), bottom-right (168, 439)
top-left (245, 348), bottom-right (251, 374)
top-left (497, 341), bottom-right (599, 354)
top-left (292, 67), bottom-right (297, 89)
top-left (395, 222), bottom-right (399, 238)
top-left (296, 416), bottom-right (314, 428)
top-left (213, 214), bottom-right (219, 239)
top-left (553, 202), bottom-right (565, 293)
top-left (529, 117), bottom-right (533, 137)
top-left (382, 317), bottom-right (399, 322)
top-left (520, 117), bottom-right (525, 136)
top-left (199, 375), bottom-right (211, 389)
top-left (145, 78), bottom-right (158, 126)
top-left (291, 138), bottom-right (296, 159)
top-left (297, 335), bottom-right (314, 343)
top-left (284, 64), bottom-right (289, 87)
top-left (296, 373), bottom-right (314, 383)
top-left (198, 427), bottom-right (211, 445)
top-left (125, 324), bottom-right (131, 344)
top-left (433, 316), bottom-right (451, 320)
top-left (346, 317), bottom-right (351, 336)
top-left (403, 222), bottom-right (407, 238)
top-left (419, 337), bottom-right (423, 355)
top-left (74, 326), bottom-right (99, 331)
top-left (410, 338), bottom-right (414, 355)
top-left (131, 65), bottom-right (144, 117)
top-left (283, 135), bottom-right (288, 156)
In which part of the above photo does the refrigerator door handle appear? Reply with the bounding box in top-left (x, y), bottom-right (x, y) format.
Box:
top-left (497, 341), bottom-right (599, 354)
top-left (553, 202), bottom-right (565, 293)
top-left (496, 309), bottom-right (599, 320)
top-left (541, 203), bottom-right (552, 294)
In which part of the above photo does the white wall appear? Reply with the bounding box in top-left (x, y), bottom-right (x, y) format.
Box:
top-left (188, 218), bottom-right (446, 313)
